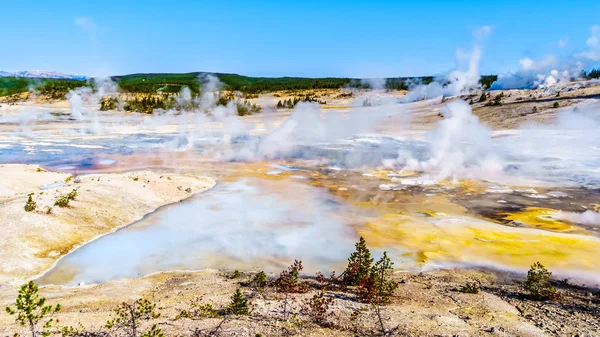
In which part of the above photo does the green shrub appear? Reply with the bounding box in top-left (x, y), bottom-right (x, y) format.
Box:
top-left (227, 289), bottom-right (250, 315)
top-left (100, 96), bottom-right (119, 111)
top-left (553, 102), bottom-right (560, 108)
top-left (251, 271), bottom-right (268, 289)
top-left (54, 189), bottom-right (77, 207)
top-left (524, 262), bottom-right (556, 300)
top-left (276, 260), bottom-right (308, 293)
top-left (105, 298), bottom-right (161, 337)
top-left (140, 324), bottom-right (164, 337)
top-left (300, 291), bottom-right (335, 327)
top-left (25, 194), bottom-right (37, 212)
top-left (67, 189), bottom-right (77, 200)
top-left (456, 281), bottom-right (480, 294)
top-left (175, 297), bottom-right (220, 320)
top-left (54, 195), bottom-right (70, 207)
top-left (5, 281), bottom-right (61, 337)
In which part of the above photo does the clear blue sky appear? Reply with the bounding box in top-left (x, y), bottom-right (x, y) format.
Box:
top-left (2, 0), bottom-right (599, 77)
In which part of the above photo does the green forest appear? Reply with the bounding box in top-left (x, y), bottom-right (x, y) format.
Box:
top-left (111, 73), bottom-right (499, 94)
top-left (0, 77), bottom-right (87, 98)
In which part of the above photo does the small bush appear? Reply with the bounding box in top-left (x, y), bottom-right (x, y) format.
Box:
top-left (228, 270), bottom-right (242, 279)
top-left (456, 281), bottom-right (480, 294)
top-left (24, 194), bottom-right (37, 212)
top-left (140, 324), bottom-right (165, 337)
top-left (479, 92), bottom-right (487, 102)
top-left (54, 189), bottom-right (77, 207)
top-left (54, 195), bottom-right (70, 207)
top-left (227, 289), bottom-right (250, 315)
top-left (276, 260), bottom-right (308, 293)
top-left (553, 102), bottom-right (560, 108)
top-left (300, 291), bottom-right (335, 327)
top-left (67, 189), bottom-right (77, 200)
top-left (532, 106), bottom-right (538, 113)
top-left (175, 297), bottom-right (220, 320)
top-left (524, 262), bottom-right (556, 300)
top-left (251, 271), bottom-right (268, 289)
top-left (106, 298), bottom-right (161, 337)
top-left (6, 281), bottom-right (61, 337)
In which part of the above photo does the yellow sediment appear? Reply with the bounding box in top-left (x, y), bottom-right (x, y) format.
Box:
top-left (501, 207), bottom-right (576, 232)
top-left (360, 212), bottom-right (600, 272)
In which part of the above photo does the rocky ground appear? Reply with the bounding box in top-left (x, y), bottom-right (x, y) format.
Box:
top-left (0, 268), bottom-right (598, 336)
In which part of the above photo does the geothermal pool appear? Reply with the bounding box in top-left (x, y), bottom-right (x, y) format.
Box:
top-left (2, 101), bottom-right (600, 286)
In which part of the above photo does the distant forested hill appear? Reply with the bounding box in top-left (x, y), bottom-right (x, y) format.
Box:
top-left (1, 72), bottom-right (500, 98)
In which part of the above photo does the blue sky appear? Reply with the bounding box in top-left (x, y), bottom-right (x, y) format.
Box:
top-left (2, 0), bottom-right (599, 77)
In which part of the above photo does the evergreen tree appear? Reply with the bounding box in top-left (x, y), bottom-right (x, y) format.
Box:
top-left (5, 281), bottom-right (61, 337)
top-left (343, 237), bottom-right (373, 286)
top-left (479, 92), bottom-right (487, 102)
top-left (227, 289), bottom-right (250, 315)
top-left (524, 262), bottom-right (556, 300)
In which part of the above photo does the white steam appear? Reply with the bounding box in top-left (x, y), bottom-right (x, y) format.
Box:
top-left (401, 26), bottom-right (490, 102)
top-left (556, 210), bottom-right (600, 226)
top-left (384, 100), bottom-right (503, 181)
top-left (492, 25), bottom-right (600, 90)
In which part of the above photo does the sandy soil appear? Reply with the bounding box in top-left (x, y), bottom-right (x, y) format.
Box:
top-left (0, 268), bottom-right (598, 336)
top-left (0, 164), bottom-right (216, 284)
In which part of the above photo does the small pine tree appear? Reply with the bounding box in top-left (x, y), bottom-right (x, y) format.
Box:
top-left (343, 237), bottom-right (373, 286)
top-left (359, 251), bottom-right (398, 305)
top-left (251, 271), bottom-right (267, 289)
top-left (553, 102), bottom-right (560, 108)
top-left (140, 324), bottom-right (165, 337)
top-left (300, 291), bottom-right (335, 327)
top-left (25, 194), bottom-right (37, 212)
top-left (524, 262), bottom-right (556, 300)
top-left (276, 260), bottom-right (308, 293)
top-left (227, 289), bottom-right (250, 315)
top-left (479, 92), bottom-right (487, 102)
top-left (105, 298), bottom-right (161, 337)
top-left (5, 281), bottom-right (61, 337)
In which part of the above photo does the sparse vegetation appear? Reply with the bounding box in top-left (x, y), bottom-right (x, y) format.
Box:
top-left (5, 281), bottom-right (61, 337)
top-left (251, 271), bottom-right (267, 289)
top-left (105, 298), bottom-right (161, 337)
top-left (25, 193), bottom-right (37, 212)
top-left (553, 101), bottom-right (560, 108)
top-left (524, 262), bottom-right (556, 300)
top-left (54, 189), bottom-right (77, 207)
top-left (455, 281), bottom-right (480, 294)
top-left (100, 96), bottom-right (119, 111)
top-left (276, 260), bottom-right (308, 294)
top-left (276, 94), bottom-right (326, 109)
top-left (175, 297), bottom-right (220, 320)
top-left (123, 95), bottom-right (174, 114)
top-left (479, 92), bottom-right (487, 102)
top-left (227, 289), bottom-right (250, 315)
top-left (485, 92), bottom-right (503, 106)
top-left (300, 291), bottom-right (335, 327)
